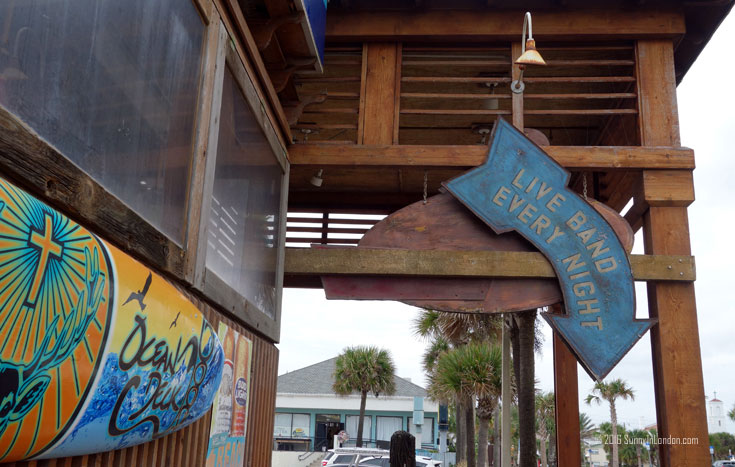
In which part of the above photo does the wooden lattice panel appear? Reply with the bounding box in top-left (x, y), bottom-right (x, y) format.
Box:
top-left (286, 211), bottom-right (385, 247)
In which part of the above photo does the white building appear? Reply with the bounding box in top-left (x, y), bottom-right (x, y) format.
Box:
top-left (273, 357), bottom-right (439, 453)
top-left (708, 392), bottom-right (728, 433)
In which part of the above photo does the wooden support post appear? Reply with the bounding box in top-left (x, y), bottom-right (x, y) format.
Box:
top-left (637, 39), bottom-right (709, 466)
top-left (511, 42), bottom-right (523, 131)
top-left (358, 43), bottom-right (400, 145)
top-left (501, 318), bottom-right (511, 467)
top-left (553, 329), bottom-right (581, 467)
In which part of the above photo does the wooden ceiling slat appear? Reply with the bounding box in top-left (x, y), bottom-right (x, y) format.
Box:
top-left (523, 76), bottom-right (635, 83)
top-left (401, 109), bottom-right (511, 115)
top-left (402, 77), bottom-right (512, 83)
top-left (524, 109), bottom-right (637, 115)
top-left (524, 93), bottom-right (636, 99)
top-left (401, 92), bottom-right (513, 99)
top-left (403, 60), bottom-right (512, 66)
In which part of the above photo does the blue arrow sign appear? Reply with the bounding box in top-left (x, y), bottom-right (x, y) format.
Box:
top-left (443, 119), bottom-right (655, 381)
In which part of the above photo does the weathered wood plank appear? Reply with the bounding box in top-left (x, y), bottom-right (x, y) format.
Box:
top-left (0, 105), bottom-right (185, 278)
top-left (288, 144), bottom-right (695, 170)
top-left (361, 43), bottom-right (399, 145)
top-left (284, 248), bottom-right (695, 281)
top-left (638, 39), bottom-right (709, 467)
top-left (326, 10), bottom-right (685, 41)
top-left (184, 12), bottom-right (224, 283)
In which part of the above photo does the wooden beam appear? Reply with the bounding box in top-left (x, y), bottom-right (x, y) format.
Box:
top-left (642, 170), bottom-right (695, 207)
top-left (288, 144), bottom-right (695, 170)
top-left (637, 42), bottom-right (681, 147)
top-left (284, 248), bottom-right (695, 282)
top-left (326, 10), bottom-right (685, 41)
top-left (553, 329), bottom-right (582, 467)
top-left (625, 169), bottom-right (695, 232)
top-left (359, 43), bottom-right (400, 145)
top-left (637, 39), bottom-right (710, 467)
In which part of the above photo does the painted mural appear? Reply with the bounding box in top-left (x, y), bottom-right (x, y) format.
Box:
top-left (0, 178), bottom-right (224, 462)
top-left (206, 322), bottom-right (253, 467)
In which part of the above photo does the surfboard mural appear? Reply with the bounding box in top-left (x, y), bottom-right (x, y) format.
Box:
top-left (0, 177), bottom-right (224, 462)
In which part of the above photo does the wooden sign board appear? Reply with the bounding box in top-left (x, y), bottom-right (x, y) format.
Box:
top-left (444, 119), bottom-right (655, 381)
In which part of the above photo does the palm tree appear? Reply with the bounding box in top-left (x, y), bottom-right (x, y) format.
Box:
top-left (474, 344), bottom-right (503, 467)
top-left (729, 404), bottom-right (735, 423)
top-left (333, 346), bottom-right (396, 447)
top-left (596, 422), bottom-right (635, 465)
top-left (415, 310), bottom-right (467, 464)
top-left (627, 429), bottom-right (651, 467)
top-left (535, 391), bottom-right (555, 467)
top-left (579, 413), bottom-right (596, 462)
top-left (430, 341), bottom-right (502, 467)
top-left (585, 379), bottom-right (635, 467)
top-left (579, 413), bottom-right (596, 441)
top-left (415, 309), bottom-right (501, 466)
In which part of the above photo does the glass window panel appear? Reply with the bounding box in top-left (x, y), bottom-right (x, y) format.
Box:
top-left (206, 66), bottom-right (283, 318)
top-left (274, 413), bottom-right (292, 437)
top-left (345, 415), bottom-right (372, 440)
top-left (0, 0), bottom-right (205, 242)
top-left (376, 416), bottom-right (402, 441)
top-left (292, 414), bottom-right (310, 437)
top-left (408, 416), bottom-right (435, 446)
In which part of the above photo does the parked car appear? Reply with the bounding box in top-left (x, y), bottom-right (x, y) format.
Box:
top-left (353, 455), bottom-right (441, 467)
top-left (323, 448), bottom-right (440, 467)
top-left (322, 448), bottom-right (389, 466)
top-left (713, 461), bottom-right (735, 467)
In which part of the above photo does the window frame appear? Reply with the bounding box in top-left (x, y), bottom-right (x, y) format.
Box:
top-left (345, 414), bottom-right (373, 440)
top-left (191, 21), bottom-right (289, 341)
top-left (375, 416), bottom-right (404, 442)
top-left (0, 0), bottom-right (289, 343)
top-left (408, 415), bottom-right (434, 446)
top-left (273, 412), bottom-right (311, 438)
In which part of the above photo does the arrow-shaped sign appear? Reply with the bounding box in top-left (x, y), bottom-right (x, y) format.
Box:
top-left (443, 119), bottom-right (655, 381)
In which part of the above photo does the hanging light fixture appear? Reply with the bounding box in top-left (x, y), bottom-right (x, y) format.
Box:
top-left (310, 169), bottom-right (324, 187)
top-left (511, 12), bottom-right (546, 94)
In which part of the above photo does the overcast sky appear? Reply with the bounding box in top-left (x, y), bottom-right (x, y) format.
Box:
top-left (278, 10), bottom-right (735, 435)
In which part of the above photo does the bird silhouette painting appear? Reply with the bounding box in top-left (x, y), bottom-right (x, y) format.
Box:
top-left (169, 312), bottom-right (180, 329)
top-left (123, 272), bottom-right (152, 311)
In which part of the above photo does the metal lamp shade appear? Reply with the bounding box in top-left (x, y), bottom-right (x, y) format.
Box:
top-left (515, 39), bottom-right (546, 66)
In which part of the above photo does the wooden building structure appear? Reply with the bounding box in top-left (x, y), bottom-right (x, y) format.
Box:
top-left (0, 0), bottom-right (732, 465)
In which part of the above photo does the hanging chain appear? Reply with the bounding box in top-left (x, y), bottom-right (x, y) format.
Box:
top-left (582, 172), bottom-right (588, 200)
top-left (423, 170), bottom-right (428, 205)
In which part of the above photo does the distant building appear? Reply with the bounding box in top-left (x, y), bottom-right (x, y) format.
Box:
top-left (274, 358), bottom-right (439, 453)
top-left (583, 439), bottom-right (609, 467)
top-left (708, 392), bottom-right (728, 433)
